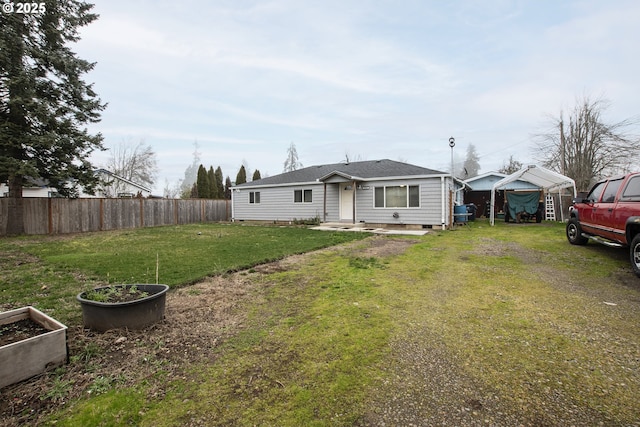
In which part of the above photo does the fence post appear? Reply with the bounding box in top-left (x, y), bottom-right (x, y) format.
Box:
top-left (99, 198), bottom-right (104, 231)
top-left (139, 198), bottom-right (144, 228)
top-left (174, 199), bottom-right (178, 225)
top-left (47, 198), bottom-right (53, 235)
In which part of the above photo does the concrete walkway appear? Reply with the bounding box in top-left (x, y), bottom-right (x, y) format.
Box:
top-left (310, 223), bottom-right (429, 236)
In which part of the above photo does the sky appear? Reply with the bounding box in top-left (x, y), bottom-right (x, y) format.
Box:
top-left (74, 0), bottom-right (640, 195)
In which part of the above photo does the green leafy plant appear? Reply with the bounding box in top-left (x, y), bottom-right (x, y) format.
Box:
top-left (82, 285), bottom-right (149, 303)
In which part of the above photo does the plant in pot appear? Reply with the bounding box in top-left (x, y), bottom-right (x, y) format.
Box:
top-left (77, 284), bottom-right (169, 332)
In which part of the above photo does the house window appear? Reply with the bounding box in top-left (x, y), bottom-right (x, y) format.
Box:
top-left (374, 185), bottom-right (419, 208)
top-left (294, 189), bottom-right (312, 203)
top-left (249, 191), bottom-right (260, 204)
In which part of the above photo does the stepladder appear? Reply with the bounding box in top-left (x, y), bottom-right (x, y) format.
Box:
top-left (545, 195), bottom-right (556, 221)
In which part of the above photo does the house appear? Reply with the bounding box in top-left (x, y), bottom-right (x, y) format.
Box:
top-left (231, 159), bottom-right (465, 229)
top-left (0, 177), bottom-right (58, 198)
top-left (92, 169), bottom-right (152, 198)
top-left (464, 172), bottom-right (539, 219)
top-left (0, 169), bottom-right (152, 198)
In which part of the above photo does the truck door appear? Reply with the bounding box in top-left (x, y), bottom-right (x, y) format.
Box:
top-left (580, 181), bottom-right (606, 234)
top-left (613, 175), bottom-right (640, 244)
top-left (596, 178), bottom-right (624, 241)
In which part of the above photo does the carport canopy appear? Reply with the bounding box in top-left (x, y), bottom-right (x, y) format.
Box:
top-left (490, 165), bottom-right (577, 225)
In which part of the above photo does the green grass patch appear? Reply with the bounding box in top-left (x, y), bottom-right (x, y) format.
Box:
top-left (0, 224), bottom-right (366, 324)
top-left (128, 252), bottom-right (393, 426)
top-left (4, 220), bottom-right (640, 425)
top-left (378, 220), bottom-right (640, 423)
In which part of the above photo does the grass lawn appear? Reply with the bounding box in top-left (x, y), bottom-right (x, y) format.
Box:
top-left (0, 223), bottom-right (366, 324)
top-left (2, 220), bottom-right (639, 426)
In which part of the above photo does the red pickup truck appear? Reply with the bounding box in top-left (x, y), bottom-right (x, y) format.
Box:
top-left (566, 172), bottom-right (640, 278)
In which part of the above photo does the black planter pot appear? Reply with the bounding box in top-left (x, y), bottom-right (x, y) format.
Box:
top-left (77, 284), bottom-right (169, 332)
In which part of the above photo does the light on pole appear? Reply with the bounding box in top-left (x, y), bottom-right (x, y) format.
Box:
top-left (448, 137), bottom-right (455, 178)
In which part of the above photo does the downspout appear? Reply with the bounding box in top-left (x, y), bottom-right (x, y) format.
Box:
top-left (441, 176), bottom-right (446, 229)
top-left (323, 182), bottom-right (327, 223)
top-left (231, 188), bottom-right (235, 222)
top-left (352, 180), bottom-right (356, 224)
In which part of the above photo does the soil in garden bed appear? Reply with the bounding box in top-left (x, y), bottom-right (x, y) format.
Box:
top-left (83, 286), bottom-right (150, 303)
top-left (0, 318), bottom-right (50, 347)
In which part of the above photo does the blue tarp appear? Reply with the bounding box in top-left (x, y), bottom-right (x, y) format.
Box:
top-left (506, 192), bottom-right (540, 218)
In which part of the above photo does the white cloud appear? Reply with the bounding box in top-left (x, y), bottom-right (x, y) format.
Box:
top-left (76, 0), bottom-right (640, 193)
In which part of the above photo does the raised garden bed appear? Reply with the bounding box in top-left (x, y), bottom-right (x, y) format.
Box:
top-left (77, 284), bottom-right (169, 332)
top-left (0, 306), bottom-right (68, 389)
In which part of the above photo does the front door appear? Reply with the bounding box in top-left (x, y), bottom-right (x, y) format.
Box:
top-left (340, 184), bottom-right (354, 222)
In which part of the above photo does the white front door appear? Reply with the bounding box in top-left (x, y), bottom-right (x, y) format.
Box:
top-left (340, 184), bottom-right (354, 222)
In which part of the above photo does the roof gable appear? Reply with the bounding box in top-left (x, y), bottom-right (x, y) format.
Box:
top-left (465, 171), bottom-right (538, 191)
top-left (234, 159), bottom-right (445, 188)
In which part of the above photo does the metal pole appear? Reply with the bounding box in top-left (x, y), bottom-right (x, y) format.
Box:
top-left (449, 137), bottom-right (455, 178)
top-left (448, 137), bottom-right (455, 229)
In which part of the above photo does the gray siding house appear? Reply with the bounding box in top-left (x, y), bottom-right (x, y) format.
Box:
top-left (232, 159), bottom-right (462, 229)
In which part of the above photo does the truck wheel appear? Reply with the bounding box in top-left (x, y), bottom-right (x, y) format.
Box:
top-left (566, 218), bottom-right (588, 245)
top-left (631, 234), bottom-right (640, 278)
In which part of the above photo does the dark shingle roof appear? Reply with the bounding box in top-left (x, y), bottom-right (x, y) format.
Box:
top-left (235, 159), bottom-right (445, 187)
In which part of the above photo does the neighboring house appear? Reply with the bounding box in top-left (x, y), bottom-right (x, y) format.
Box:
top-left (93, 169), bottom-right (152, 198)
top-left (464, 172), bottom-right (539, 218)
top-left (232, 159), bottom-right (465, 229)
top-left (0, 169), bottom-right (152, 198)
top-left (0, 178), bottom-right (59, 198)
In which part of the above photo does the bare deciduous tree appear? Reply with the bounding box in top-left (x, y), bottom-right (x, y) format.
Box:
top-left (104, 139), bottom-right (158, 196)
top-left (499, 155), bottom-right (523, 175)
top-left (535, 95), bottom-right (639, 191)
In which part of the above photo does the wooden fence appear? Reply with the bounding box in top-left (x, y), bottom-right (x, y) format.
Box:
top-left (0, 198), bottom-right (231, 236)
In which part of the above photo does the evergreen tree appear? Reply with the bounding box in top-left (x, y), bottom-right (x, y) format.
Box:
top-left (208, 166), bottom-right (217, 199)
top-left (180, 142), bottom-right (201, 198)
top-left (196, 164), bottom-right (210, 198)
top-left (283, 142), bottom-right (303, 172)
top-left (252, 169), bottom-right (262, 181)
top-left (236, 165), bottom-right (247, 185)
top-left (462, 144), bottom-right (481, 178)
top-left (1, 1), bottom-right (106, 234)
top-left (224, 176), bottom-right (232, 200)
top-left (215, 166), bottom-right (224, 198)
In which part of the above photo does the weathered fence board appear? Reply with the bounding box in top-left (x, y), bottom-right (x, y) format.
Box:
top-left (0, 198), bottom-right (230, 236)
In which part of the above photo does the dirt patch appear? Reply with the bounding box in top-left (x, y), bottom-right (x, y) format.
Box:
top-left (0, 319), bottom-right (50, 347)
top-left (344, 235), bottom-right (421, 258)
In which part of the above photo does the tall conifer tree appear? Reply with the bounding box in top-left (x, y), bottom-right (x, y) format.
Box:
top-left (208, 166), bottom-right (217, 199)
top-left (235, 165), bottom-right (247, 185)
top-left (0, 1), bottom-right (106, 234)
top-left (196, 164), bottom-right (210, 198)
top-left (224, 176), bottom-right (232, 200)
top-left (214, 166), bottom-right (224, 198)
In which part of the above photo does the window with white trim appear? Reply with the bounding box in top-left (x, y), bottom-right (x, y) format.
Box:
top-left (249, 191), bottom-right (260, 204)
top-left (374, 185), bottom-right (419, 208)
top-left (294, 189), bottom-right (312, 203)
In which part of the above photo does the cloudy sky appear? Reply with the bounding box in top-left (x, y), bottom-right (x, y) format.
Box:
top-left (75, 0), bottom-right (640, 194)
